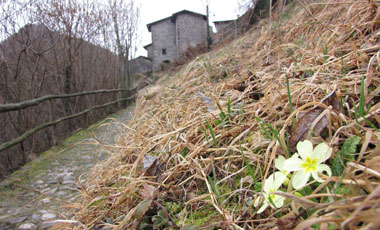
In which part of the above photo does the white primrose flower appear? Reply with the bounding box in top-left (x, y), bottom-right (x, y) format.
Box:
top-left (283, 140), bottom-right (332, 190)
top-left (254, 172), bottom-right (286, 213)
top-left (275, 154), bottom-right (299, 176)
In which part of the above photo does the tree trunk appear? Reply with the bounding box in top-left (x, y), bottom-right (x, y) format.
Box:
top-left (112, 9), bottom-right (129, 107)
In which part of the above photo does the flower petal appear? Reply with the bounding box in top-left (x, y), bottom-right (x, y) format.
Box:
top-left (292, 170), bottom-right (310, 190)
top-left (273, 195), bottom-right (285, 208)
top-left (317, 164), bottom-right (332, 176)
top-left (263, 177), bottom-right (274, 193)
top-left (313, 142), bottom-right (332, 163)
top-left (257, 201), bottom-right (269, 214)
top-left (283, 156), bottom-right (304, 172)
top-left (264, 172), bottom-right (286, 192)
top-left (272, 172), bottom-right (287, 189)
top-left (311, 171), bottom-right (323, 182)
top-left (254, 196), bottom-right (262, 207)
top-left (297, 140), bottom-right (313, 160)
top-left (275, 155), bottom-right (286, 171)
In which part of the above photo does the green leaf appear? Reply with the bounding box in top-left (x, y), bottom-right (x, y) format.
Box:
top-left (182, 147), bottom-right (188, 157)
top-left (332, 136), bottom-right (360, 176)
top-left (134, 199), bottom-right (153, 220)
top-left (254, 182), bottom-right (262, 192)
top-left (184, 225), bottom-right (198, 230)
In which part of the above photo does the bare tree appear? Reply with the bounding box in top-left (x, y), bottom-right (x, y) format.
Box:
top-left (105, 0), bottom-right (140, 92)
top-left (30, 0), bottom-right (103, 93)
top-left (0, 0), bottom-right (136, 178)
top-left (25, 0), bottom-right (106, 129)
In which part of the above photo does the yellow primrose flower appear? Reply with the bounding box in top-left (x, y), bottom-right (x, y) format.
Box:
top-left (283, 140), bottom-right (332, 190)
top-left (254, 172), bottom-right (286, 213)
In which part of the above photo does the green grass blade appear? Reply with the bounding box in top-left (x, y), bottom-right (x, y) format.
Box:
top-left (255, 117), bottom-right (271, 139)
top-left (323, 44), bottom-right (328, 62)
top-left (202, 126), bottom-right (209, 143)
top-left (240, 147), bottom-right (257, 184)
top-left (208, 162), bottom-right (219, 196)
top-left (255, 117), bottom-right (288, 155)
top-left (227, 98), bottom-right (231, 117)
top-left (205, 119), bottom-right (217, 146)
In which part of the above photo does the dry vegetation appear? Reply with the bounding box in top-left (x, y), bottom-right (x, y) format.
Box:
top-left (63, 1), bottom-right (380, 229)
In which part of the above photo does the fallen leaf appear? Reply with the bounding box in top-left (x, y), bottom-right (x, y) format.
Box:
top-left (276, 214), bottom-right (297, 230)
top-left (233, 82), bottom-right (248, 92)
top-left (143, 155), bottom-right (160, 177)
top-left (289, 108), bottom-right (328, 151)
top-left (143, 155), bottom-right (157, 170)
top-left (365, 156), bottom-right (380, 172)
top-left (141, 184), bottom-right (156, 200)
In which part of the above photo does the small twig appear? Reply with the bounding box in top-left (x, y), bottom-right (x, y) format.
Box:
top-left (347, 162), bottom-right (380, 178)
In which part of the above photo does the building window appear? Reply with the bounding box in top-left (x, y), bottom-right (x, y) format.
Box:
top-left (162, 48), bottom-right (167, 55)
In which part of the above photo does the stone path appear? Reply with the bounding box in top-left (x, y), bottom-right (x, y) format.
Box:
top-left (0, 105), bottom-right (135, 230)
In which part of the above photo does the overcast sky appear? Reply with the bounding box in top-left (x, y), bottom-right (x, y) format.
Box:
top-left (137, 0), bottom-right (242, 56)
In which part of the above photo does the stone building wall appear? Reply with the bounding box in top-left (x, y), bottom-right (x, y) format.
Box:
top-left (214, 20), bottom-right (234, 33)
top-left (130, 56), bottom-right (152, 75)
top-left (175, 13), bottom-right (207, 55)
top-left (150, 19), bottom-right (176, 70)
top-left (144, 44), bottom-right (153, 59)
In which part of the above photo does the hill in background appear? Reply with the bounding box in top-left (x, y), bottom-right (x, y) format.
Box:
top-left (0, 24), bottom-right (121, 179)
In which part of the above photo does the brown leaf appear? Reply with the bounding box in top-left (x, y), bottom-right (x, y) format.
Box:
top-left (365, 156), bottom-right (380, 172)
top-left (289, 108), bottom-right (328, 151)
top-left (143, 155), bottom-right (160, 177)
top-left (233, 82), bottom-right (248, 92)
top-left (141, 184), bottom-right (156, 200)
top-left (276, 214), bottom-right (297, 230)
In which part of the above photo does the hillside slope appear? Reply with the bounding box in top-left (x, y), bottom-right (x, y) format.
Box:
top-left (65, 1), bottom-right (380, 229)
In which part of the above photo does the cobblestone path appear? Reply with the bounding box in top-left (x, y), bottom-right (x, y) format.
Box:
top-left (0, 105), bottom-right (135, 230)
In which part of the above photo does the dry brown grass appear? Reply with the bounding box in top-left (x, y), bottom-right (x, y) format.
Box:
top-left (59, 1), bottom-right (380, 229)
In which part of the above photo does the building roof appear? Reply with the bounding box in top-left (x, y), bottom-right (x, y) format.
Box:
top-left (213, 20), bottom-right (235, 24)
top-left (147, 10), bottom-right (207, 32)
top-left (143, 43), bottom-right (152, 50)
top-left (133, 56), bottom-right (152, 61)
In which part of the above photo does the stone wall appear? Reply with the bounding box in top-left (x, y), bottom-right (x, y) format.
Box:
top-left (175, 13), bottom-right (207, 57)
top-left (150, 19), bottom-right (176, 70)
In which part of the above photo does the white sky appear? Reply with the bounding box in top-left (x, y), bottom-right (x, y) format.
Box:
top-left (137, 0), bottom-right (242, 56)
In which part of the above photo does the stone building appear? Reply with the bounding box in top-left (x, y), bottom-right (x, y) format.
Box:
top-left (214, 20), bottom-right (235, 33)
top-left (145, 10), bottom-right (208, 71)
top-left (130, 56), bottom-right (152, 75)
top-left (143, 44), bottom-right (153, 59)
